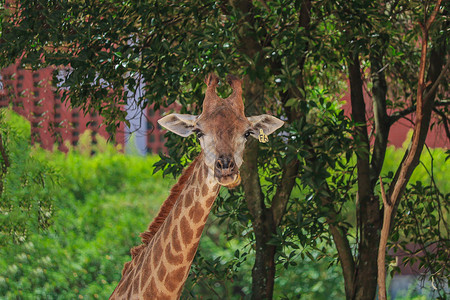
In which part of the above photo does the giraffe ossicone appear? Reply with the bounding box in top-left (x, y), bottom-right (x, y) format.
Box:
top-left (110, 73), bottom-right (284, 299)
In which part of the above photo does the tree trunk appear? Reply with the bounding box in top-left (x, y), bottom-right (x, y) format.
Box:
top-left (251, 206), bottom-right (277, 299)
top-left (239, 67), bottom-right (278, 298)
top-left (348, 54), bottom-right (381, 300)
top-left (241, 136), bottom-right (277, 300)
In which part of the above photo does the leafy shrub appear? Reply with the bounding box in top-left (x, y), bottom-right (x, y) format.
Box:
top-left (0, 130), bottom-right (173, 299)
top-left (0, 109), bottom-right (58, 246)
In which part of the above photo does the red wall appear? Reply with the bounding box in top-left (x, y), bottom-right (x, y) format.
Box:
top-left (0, 64), bottom-right (124, 151)
top-left (144, 103), bottom-right (181, 154)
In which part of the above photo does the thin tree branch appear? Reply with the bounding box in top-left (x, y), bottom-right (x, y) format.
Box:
top-left (424, 0), bottom-right (443, 30)
top-left (377, 176), bottom-right (392, 300)
top-left (272, 159), bottom-right (300, 226)
top-left (388, 54), bottom-right (449, 126)
top-left (388, 106), bottom-right (417, 125)
top-left (424, 59), bottom-right (450, 103)
top-left (389, 100), bottom-right (450, 126)
top-left (328, 222), bottom-right (356, 298)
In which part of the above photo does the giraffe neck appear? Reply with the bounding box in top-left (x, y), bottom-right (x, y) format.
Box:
top-left (110, 153), bottom-right (220, 299)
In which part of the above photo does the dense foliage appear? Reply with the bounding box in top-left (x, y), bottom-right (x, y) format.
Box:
top-left (0, 109), bottom-right (57, 246)
top-left (0, 113), bottom-right (172, 298)
top-left (1, 0), bottom-right (448, 299)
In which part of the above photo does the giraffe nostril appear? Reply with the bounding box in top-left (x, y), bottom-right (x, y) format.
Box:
top-left (216, 156), bottom-right (236, 174)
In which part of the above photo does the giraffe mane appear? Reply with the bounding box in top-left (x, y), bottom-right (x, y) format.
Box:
top-left (128, 155), bottom-right (201, 260)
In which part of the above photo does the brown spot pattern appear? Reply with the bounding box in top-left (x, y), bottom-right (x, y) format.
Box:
top-left (133, 253), bottom-right (143, 274)
top-left (117, 272), bottom-right (132, 296)
top-left (158, 294), bottom-right (172, 300)
top-left (188, 203), bottom-right (205, 224)
top-left (115, 281), bottom-right (125, 296)
top-left (201, 184), bottom-right (209, 196)
top-left (195, 225), bottom-right (205, 238)
top-left (180, 217), bottom-right (193, 245)
top-left (171, 226), bottom-right (182, 252)
top-left (184, 190), bottom-right (194, 207)
top-left (157, 264), bottom-right (167, 282)
top-left (152, 243), bottom-right (163, 268)
top-left (164, 266), bottom-right (187, 292)
top-left (132, 273), bottom-right (140, 294)
top-left (140, 264), bottom-right (151, 289)
top-left (126, 283), bottom-right (133, 298)
top-left (165, 242), bottom-right (184, 265)
top-left (164, 213), bottom-right (173, 227)
top-left (186, 244), bottom-right (199, 262)
top-left (195, 187), bottom-right (200, 197)
top-left (173, 201), bottom-right (182, 219)
top-left (197, 169), bottom-right (203, 181)
top-left (143, 277), bottom-right (157, 299)
top-left (205, 196), bottom-right (216, 208)
top-left (203, 164), bottom-right (208, 179)
top-left (139, 251), bottom-right (153, 286)
top-left (161, 226), bottom-right (171, 242)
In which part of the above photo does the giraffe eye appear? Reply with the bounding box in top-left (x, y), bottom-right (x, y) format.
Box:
top-left (244, 130), bottom-right (253, 139)
top-left (194, 129), bottom-right (204, 138)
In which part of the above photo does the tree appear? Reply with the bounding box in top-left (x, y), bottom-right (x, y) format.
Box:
top-left (1, 0), bottom-right (448, 299)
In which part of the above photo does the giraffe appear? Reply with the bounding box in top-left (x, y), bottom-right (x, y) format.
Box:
top-left (110, 73), bottom-right (284, 299)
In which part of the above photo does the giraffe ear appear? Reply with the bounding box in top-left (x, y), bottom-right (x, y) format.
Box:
top-left (247, 114), bottom-right (284, 138)
top-left (158, 113), bottom-right (198, 137)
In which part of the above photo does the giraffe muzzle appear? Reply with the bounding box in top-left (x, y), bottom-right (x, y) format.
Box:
top-left (214, 155), bottom-right (240, 187)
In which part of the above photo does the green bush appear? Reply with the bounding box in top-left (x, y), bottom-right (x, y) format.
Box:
top-left (0, 109), bottom-right (58, 246)
top-left (0, 130), bottom-right (174, 299)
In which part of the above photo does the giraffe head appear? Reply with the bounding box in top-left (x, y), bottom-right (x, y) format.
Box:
top-left (158, 73), bottom-right (284, 188)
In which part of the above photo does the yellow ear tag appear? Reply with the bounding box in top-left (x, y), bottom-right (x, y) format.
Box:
top-left (258, 129), bottom-right (268, 143)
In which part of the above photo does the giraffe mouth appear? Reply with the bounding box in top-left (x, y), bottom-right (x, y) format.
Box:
top-left (216, 172), bottom-right (241, 189)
